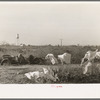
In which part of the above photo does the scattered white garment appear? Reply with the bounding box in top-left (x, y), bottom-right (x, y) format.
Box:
top-left (83, 62), bottom-right (92, 74)
top-left (25, 67), bottom-right (59, 82)
top-left (58, 52), bottom-right (71, 65)
top-left (96, 51), bottom-right (100, 59)
top-left (45, 53), bottom-right (58, 65)
top-left (25, 68), bottom-right (49, 80)
top-left (42, 67), bottom-right (49, 74)
top-left (51, 58), bottom-right (56, 65)
top-left (80, 49), bottom-right (98, 66)
top-left (25, 71), bottom-right (43, 80)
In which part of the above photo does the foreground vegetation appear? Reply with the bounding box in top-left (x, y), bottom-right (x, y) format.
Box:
top-left (0, 45), bottom-right (100, 84)
top-left (0, 64), bottom-right (100, 84)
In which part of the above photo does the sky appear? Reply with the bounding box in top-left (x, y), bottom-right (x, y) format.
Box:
top-left (0, 2), bottom-right (100, 46)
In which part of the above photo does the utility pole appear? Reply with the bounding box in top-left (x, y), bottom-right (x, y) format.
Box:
top-left (16, 34), bottom-right (19, 45)
top-left (60, 39), bottom-right (63, 46)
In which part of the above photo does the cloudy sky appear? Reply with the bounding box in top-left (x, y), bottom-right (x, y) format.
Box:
top-left (0, 2), bottom-right (100, 45)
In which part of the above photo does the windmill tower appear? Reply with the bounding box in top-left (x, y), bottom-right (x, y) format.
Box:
top-left (60, 39), bottom-right (63, 46)
top-left (16, 34), bottom-right (19, 45)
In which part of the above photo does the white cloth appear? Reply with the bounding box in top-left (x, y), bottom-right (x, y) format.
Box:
top-left (83, 62), bottom-right (92, 74)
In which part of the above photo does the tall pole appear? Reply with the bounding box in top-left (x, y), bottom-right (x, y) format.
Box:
top-left (60, 39), bottom-right (63, 46)
top-left (16, 34), bottom-right (19, 45)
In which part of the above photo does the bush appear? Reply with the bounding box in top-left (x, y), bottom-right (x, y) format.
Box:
top-left (0, 45), bottom-right (99, 64)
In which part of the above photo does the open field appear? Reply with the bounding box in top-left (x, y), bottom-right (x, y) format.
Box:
top-left (0, 45), bottom-right (100, 64)
top-left (0, 45), bottom-right (100, 83)
top-left (0, 64), bottom-right (100, 84)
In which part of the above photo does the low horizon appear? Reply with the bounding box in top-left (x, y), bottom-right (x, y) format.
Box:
top-left (0, 42), bottom-right (100, 47)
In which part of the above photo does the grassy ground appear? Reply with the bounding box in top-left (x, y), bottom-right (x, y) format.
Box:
top-left (0, 45), bottom-right (100, 64)
top-left (0, 45), bottom-right (100, 84)
top-left (0, 64), bottom-right (100, 84)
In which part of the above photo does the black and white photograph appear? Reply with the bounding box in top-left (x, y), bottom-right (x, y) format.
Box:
top-left (0, 1), bottom-right (100, 85)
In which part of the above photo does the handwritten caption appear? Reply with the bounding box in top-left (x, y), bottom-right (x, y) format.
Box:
top-left (51, 85), bottom-right (63, 88)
